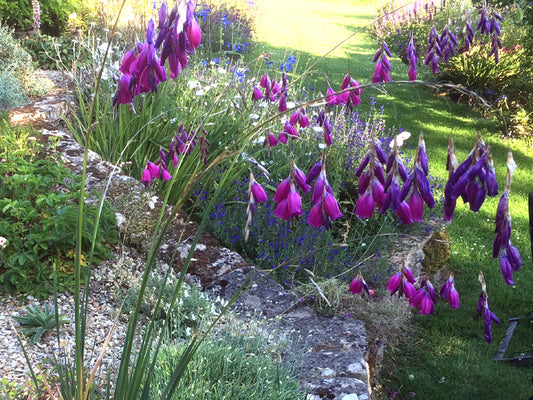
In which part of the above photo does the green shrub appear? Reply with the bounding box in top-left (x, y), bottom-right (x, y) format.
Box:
top-left (118, 275), bottom-right (222, 340)
top-left (0, 0), bottom-right (80, 36)
top-left (0, 70), bottom-right (28, 109)
top-left (0, 22), bottom-right (34, 91)
top-left (23, 33), bottom-right (77, 70)
top-left (0, 116), bottom-right (118, 298)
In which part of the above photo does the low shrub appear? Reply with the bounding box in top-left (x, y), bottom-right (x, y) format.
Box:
top-left (0, 22), bottom-right (34, 91)
top-left (147, 326), bottom-right (305, 399)
top-left (118, 274), bottom-right (223, 340)
top-left (0, 70), bottom-right (28, 109)
top-left (0, 116), bottom-right (118, 298)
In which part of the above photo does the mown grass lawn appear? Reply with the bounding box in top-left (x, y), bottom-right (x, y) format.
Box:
top-left (250, 1), bottom-right (533, 399)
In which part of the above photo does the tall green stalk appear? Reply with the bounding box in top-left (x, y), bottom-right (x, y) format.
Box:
top-left (73, 1), bottom-right (127, 399)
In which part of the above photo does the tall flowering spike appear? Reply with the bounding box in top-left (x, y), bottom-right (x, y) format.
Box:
top-left (478, 271), bottom-right (500, 344)
top-left (402, 133), bottom-right (434, 223)
top-left (407, 34), bottom-right (417, 81)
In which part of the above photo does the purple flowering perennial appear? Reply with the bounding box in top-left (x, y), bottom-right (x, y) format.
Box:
top-left (493, 151), bottom-right (522, 285)
top-left (478, 272), bottom-right (500, 344)
top-left (444, 132), bottom-right (498, 220)
top-left (114, 0), bottom-right (202, 106)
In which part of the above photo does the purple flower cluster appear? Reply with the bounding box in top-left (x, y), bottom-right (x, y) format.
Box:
top-left (372, 41), bottom-right (393, 83)
top-left (424, 26), bottom-right (442, 74)
top-left (477, 272), bottom-right (500, 344)
top-left (407, 35), bottom-right (417, 81)
top-left (354, 134), bottom-right (387, 219)
top-left (478, 6), bottom-right (502, 62)
top-left (326, 73), bottom-right (363, 109)
top-left (141, 123), bottom-right (201, 186)
top-left (114, 0), bottom-right (202, 106)
top-left (440, 272), bottom-right (460, 309)
top-left (270, 159), bottom-right (342, 230)
top-left (307, 161), bottom-right (343, 228)
top-left (493, 151), bottom-right (522, 285)
top-left (443, 133), bottom-right (498, 221)
top-left (252, 72), bottom-right (288, 112)
top-left (349, 271), bottom-right (372, 297)
top-left (245, 172), bottom-right (268, 242)
top-left (385, 264), bottom-right (460, 315)
top-left (398, 134), bottom-right (434, 222)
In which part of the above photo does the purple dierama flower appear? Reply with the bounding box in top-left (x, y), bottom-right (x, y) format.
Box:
top-left (326, 86), bottom-right (340, 106)
top-left (409, 276), bottom-right (436, 315)
top-left (354, 134), bottom-right (387, 219)
top-left (425, 26), bottom-right (441, 73)
top-left (131, 19), bottom-right (167, 94)
top-left (463, 21), bottom-right (475, 51)
top-left (440, 272), bottom-right (460, 309)
top-left (407, 34), bottom-right (417, 81)
top-left (493, 151), bottom-right (522, 284)
top-left (341, 73), bottom-right (363, 108)
top-left (293, 162), bottom-right (311, 193)
top-left (252, 86), bottom-right (263, 101)
top-left (113, 74), bottom-right (134, 106)
top-left (273, 163), bottom-right (308, 221)
top-left (439, 23), bottom-right (457, 62)
top-left (283, 121), bottom-right (299, 140)
top-left (386, 263), bottom-right (417, 299)
top-left (382, 138), bottom-right (412, 224)
top-left (263, 132), bottom-right (278, 155)
top-left (349, 271), bottom-right (371, 297)
top-left (400, 134), bottom-right (434, 222)
top-left (372, 42), bottom-right (392, 83)
top-left (445, 132), bottom-right (497, 217)
top-left (478, 271), bottom-right (500, 344)
top-left (278, 94), bottom-right (287, 112)
top-left (245, 172), bottom-right (268, 242)
top-left (307, 161), bottom-right (342, 228)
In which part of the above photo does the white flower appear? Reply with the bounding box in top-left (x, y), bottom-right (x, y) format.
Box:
top-left (0, 236), bottom-right (6, 248)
